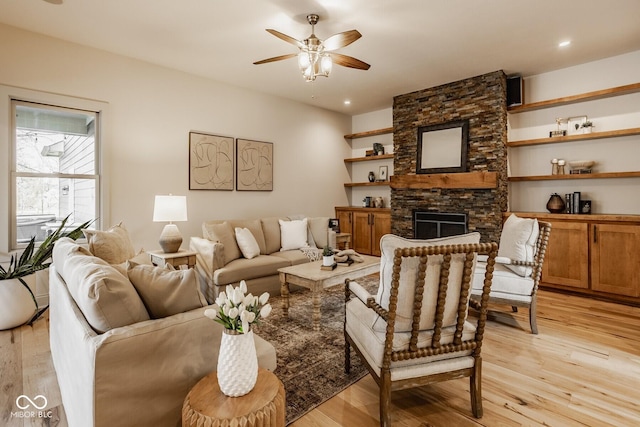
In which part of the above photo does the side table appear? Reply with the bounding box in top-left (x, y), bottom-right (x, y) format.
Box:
top-left (182, 368), bottom-right (285, 427)
top-left (148, 249), bottom-right (196, 269)
top-left (335, 232), bottom-right (351, 250)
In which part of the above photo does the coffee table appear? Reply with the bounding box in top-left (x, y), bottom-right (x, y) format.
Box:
top-left (278, 255), bottom-right (380, 331)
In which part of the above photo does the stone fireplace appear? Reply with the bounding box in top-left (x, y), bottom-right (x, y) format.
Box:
top-left (391, 71), bottom-right (508, 243)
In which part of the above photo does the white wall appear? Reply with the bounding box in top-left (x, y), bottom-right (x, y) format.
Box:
top-left (0, 24), bottom-right (352, 253)
top-left (508, 50), bottom-right (640, 214)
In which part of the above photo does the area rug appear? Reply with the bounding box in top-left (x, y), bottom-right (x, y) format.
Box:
top-left (254, 273), bottom-right (379, 425)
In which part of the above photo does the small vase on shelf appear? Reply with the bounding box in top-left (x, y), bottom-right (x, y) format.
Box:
top-left (368, 171), bottom-right (375, 182)
top-left (546, 193), bottom-right (566, 213)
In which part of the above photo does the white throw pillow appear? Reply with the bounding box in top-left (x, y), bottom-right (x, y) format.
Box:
top-left (498, 214), bottom-right (539, 277)
top-left (279, 218), bottom-right (309, 251)
top-left (235, 227), bottom-right (260, 259)
top-left (127, 262), bottom-right (207, 318)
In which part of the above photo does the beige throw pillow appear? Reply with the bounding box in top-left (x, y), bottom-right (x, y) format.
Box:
top-left (127, 263), bottom-right (207, 318)
top-left (83, 222), bottom-right (136, 264)
top-left (498, 214), bottom-right (539, 277)
top-left (64, 252), bottom-right (150, 333)
top-left (203, 221), bottom-right (241, 264)
top-left (235, 227), bottom-right (260, 259)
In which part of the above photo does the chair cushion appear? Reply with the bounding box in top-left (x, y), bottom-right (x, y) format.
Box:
top-left (346, 297), bottom-right (476, 379)
top-left (83, 222), bottom-right (136, 264)
top-left (498, 214), bottom-right (539, 277)
top-left (127, 263), bottom-right (207, 318)
top-left (374, 233), bottom-right (480, 333)
top-left (235, 227), bottom-right (260, 259)
top-left (213, 255), bottom-right (290, 285)
top-left (472, 262), bottom-right (534, 302)
top-left (203, 221), bottom-right (241, 265)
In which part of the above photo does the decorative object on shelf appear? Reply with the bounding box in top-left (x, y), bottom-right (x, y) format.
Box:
top-left (550, 117), bottom-right (567, 137)
top-left (153, 194), bottom-right (188, 253)
top-left (204, 280), bottom-right (272, 397)
top-left (368, 171), bottom-right (375, 182)
top-left (546, 193), bottom-right (566, 213)
top-left (581, 120), bottom-right (594, 134)
top-left (365, 149), bottom-right (375, 157)
top-left (580, 200), bottom-right (592, 214)
top-left (328, 218), bottom-right (340, 233)
top-left (362, 196), bottom-right (372, 207)
top-left (557, 159), bottom-right (566, 175)
top-left (568, 160), bottom-right (595, 174)
top-left (322, 245), bottom-right (335, 267)
top-left (0, 214), bottom-right (92, 330)
top-left (572, 192), bottom-right (581, 214)
top-left (567, 116), bottom-right (588, 136)
top-left (236, 139), bottom-right (273, 191)
top-left (378, 165), bottom-right (388, 181)
top-left (373, 142), bottom-right (385, 155)
top-left (565, 194), bottom-right (572, 213)
top-left (373, 196), bottom-right (384, 208)
top-left (189, 132), bottom-right (234, 190)
top-left (551, 158), bottom-right (559, 175)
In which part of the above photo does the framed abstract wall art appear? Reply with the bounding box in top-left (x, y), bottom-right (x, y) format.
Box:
top-left (236, 139), bottom-right (273, 191)
top-left (189, 132), bottom-right (234, 190)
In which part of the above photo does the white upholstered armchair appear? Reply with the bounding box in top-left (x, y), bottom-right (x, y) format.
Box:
top-left (344, 233), bottom-right (498, 427)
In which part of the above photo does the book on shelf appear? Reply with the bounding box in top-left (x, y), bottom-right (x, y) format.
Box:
top-left (570, 169), bottom-right (592, 174)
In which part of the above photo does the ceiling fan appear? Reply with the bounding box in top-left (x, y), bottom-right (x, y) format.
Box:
top-left (254, 14), bottom-right (370, 82)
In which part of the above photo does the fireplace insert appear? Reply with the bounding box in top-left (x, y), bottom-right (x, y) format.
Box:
top-left (413, 211), bottom-right (467, 239)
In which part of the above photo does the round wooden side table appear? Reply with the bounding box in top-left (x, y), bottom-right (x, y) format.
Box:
top-left (182, 368), bottom-right (285, 427)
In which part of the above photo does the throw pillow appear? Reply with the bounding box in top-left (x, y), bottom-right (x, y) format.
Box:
top-left (498, 214), bottom-right (539, 277)
top-left (52, 237), bottom-right (92, 278)
top-left (308, 217), bottom-right (331, 249)
top-left (83, 222), bottom-right (136, 264)
top-left (127, 262), bottom-right (207, 318)
top-left (374, 232), bottom-right (481, 333)
top-left (64, 251), bottom-right (150, 333)
top-left (202, 221), bottom-right (241, 264)
top-left (235, 227), bottom-right (260, 259)
top-left (279, 218), bottom-right (308, 251)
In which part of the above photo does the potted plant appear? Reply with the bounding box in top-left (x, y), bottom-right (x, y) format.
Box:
top-left (581, 120), bottom-right (594, 134)
top-left (0, 215), bottom-right (93, 330)
top-left (322, 245), bottom-right (335, 266)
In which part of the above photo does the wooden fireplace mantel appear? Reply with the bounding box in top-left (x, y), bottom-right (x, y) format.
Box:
top-left (390, 171), bottom-right (498, 189)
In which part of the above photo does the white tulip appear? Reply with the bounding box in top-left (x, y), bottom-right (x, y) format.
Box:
top-left (222, 305), bottom-right (230, 316)
top-left (240, 280), bottom-right (247, 294)
top-left (260, 303), bottom-right (272, 319)
top-left (246, 312), bottom-right (256, 323)
top-left (229, 307), bottom-right (239, 319)
top-left (232, 288), bottom-right (244, 305)
top-left (204, 308), bottom-right (217, 320)
top-left (259, 292), bottom-right (270, 305)
top-left (215, 293), bottom-right (227, 306)
top-left (244, 293), bottom-right (255, 306)
top-left (226, 284), bottom-right (234, 297)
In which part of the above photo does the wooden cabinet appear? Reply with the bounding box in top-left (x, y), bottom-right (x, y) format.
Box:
top-left (515, 212), bottom-right (640, 304)
top-left (591, 223), bottom-right (640, 297)
top-left (335, 207), bottom-right (390, 256)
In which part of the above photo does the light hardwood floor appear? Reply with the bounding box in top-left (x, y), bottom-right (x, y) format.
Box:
top-left (2, 289), bottom-right (639, 427)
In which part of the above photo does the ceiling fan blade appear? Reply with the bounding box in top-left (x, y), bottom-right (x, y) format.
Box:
top-left (253, 53), bottom-right (298, 65)
top-left (266, 29), bottom-right (304, 49)
top-left (323, 30), bottom-right (362, 51)
top-left (331, 53), bottom-right (370, 70)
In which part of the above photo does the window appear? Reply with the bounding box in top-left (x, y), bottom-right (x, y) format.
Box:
top-left (11, 100), bottom-right (100, 249)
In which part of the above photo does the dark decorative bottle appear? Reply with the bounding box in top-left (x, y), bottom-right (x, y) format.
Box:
top-left (546, 193), bottom-right (565, 213)
top-left (368, 171), bottom-right (375, 182)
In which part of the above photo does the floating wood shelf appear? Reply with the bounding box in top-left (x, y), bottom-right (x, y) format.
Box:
top-left (508, 171), bottom-right (640, 182)
top-left (507, 127), bottom-right (640, 147)
top-left (344, 127), bottom-right (393, 140)
top-left (390, 171), bottom-right (498, 189)
top-left (344, 153), bottom-right (394, 163)
top-left (344, 181), bottom-right (390, 187)
top-left (508, 82), bottom-right (640, 113)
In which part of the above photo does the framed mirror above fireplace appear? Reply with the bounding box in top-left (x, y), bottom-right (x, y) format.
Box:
top-left (416, 119), bottom-right (469, 174)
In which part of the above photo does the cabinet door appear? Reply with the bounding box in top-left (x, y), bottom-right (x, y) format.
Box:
top-left (542, 221), bottom-right (589, 289)
top-left (353, 212), bottom-right (373, 255)
top-left (371, 212), bottom-right (391, 257)
top-left (591, 223), bottom-right (640, 297)
top-left (336, 210), bottom-right (353, 234)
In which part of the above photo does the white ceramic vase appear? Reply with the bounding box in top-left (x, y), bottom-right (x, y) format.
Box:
top-left (323, 255), bottom-right (334, 266)
top-left (0, 275), bottom-right (38, 330)
top-left (217, 329), bottom-right (258, 397)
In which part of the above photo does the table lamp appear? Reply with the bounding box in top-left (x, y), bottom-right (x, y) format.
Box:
top-left (153, 194), bottom-right (187, 253)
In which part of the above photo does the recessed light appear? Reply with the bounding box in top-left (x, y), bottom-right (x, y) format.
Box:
top-left (559, 40), bottom-right (571, 47)
top-left (344, 100), bottom-right (351, 105)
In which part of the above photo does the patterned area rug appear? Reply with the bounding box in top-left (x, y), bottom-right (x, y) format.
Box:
top-left (254, 273), bottom-right (379, 425)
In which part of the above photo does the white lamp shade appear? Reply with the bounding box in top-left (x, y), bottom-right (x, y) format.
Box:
top-left (153, 195), bottom-right (187, 222)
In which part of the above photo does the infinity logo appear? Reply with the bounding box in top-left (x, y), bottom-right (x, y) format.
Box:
top-left (16, 395), bottom-right (48, 410)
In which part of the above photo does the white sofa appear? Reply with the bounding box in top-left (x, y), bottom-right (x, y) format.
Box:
top-left (49, 238), bottom-right (277, 427)
top-left (190, 216), bottom-right (334, 302)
